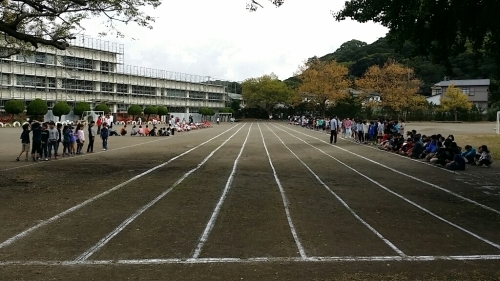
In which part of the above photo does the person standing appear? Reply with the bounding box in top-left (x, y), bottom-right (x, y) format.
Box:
top-left (47, 121), bottom-right (60, 160)
top-left (216, 117), bottom-right (220, 125)
top-left (87, 121), bottom-right (95, 153)
top-left (100, 123), bottom-right (109, 151)
top-left (96, 115), bottom-right (102, 134)
top-left (17, 123), bottom-right (31, 162)
top-left (170, 115), bottom-right (176, 135)
top-left (330, 115), bottom-right (340, 144)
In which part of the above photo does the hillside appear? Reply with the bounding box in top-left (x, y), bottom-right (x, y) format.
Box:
top-left (285, 37), bottom-right (499, 103)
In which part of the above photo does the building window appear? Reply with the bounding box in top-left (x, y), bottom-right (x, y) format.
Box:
top-left (61, 79), bottom-right (94, 91)
top-left (62, 56), bottom-right (94, 70)
top-left (131, 85), bottom-right (156, 96)
top-left (101, 61), bottom-right (113, 72)
top-left (190, 91), bottom-right (205, 99)
top-left (117, 84), bottom-right (128, 93)
top-left (432, 88), bottom-right (442, 96)
top-left (101, 82), bottom-right (114, 92)
top-left (462, 87), bottom-right (474, 96)
top-left (166, 89), bottom-right (185, 99)
top-left (16, 75), bottom-right (46, 87)
top-left (1, 74), bottom-right (10, 85)
top-left (208, 93), bottom-right (223, 101)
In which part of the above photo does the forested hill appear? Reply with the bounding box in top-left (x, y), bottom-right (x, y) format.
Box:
top-left (285, 37), bottom-right (499, 103)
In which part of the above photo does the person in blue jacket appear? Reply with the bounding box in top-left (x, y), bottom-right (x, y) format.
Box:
top-left (446, 148), bottom-right (466, 170)
top-left (423, 135), bottom-right (439, 161)
top-left (461, 145), bottom-right (476, 164)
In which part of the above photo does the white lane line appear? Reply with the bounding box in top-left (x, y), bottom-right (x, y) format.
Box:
top-left (1, 127), bottom-right (210, 172)
top-left (3, 254), bottom-right (500, 265)
top-left (190, 124), bottom-right (253, 259)
top-left (280, 125), bottom-right (500, 216)
top-left (257, 124), bottom-right (307, 259)
top-left (265, 124), bottom-right (405, 257)
top-left (74, 124), bottom-right (248, 262)
top-left (273, 125), bottom-right (500, 251)
top-left (0, 125), bottom-right (240, 250)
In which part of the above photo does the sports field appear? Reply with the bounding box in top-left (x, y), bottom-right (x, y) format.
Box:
top-left (0, 122), bottom-right (499, 280)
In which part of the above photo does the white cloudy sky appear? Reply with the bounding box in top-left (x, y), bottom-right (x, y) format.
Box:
top-left (82, 0), bottom-right (388, 82)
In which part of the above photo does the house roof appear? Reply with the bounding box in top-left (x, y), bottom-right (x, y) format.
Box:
top-left (434, 79), bottom-right (490, 87)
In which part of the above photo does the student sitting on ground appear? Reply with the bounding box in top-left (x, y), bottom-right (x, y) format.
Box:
top-left (130, 125), bottom-right (138, 136)
top-left (461, 145), bottom-right (476, 164)
top-left (411, 134), bottom-right (425, 159)
top-left (474, 145), bottom-right (493, 167)
top-left (145, 125), bottom-right (150, 136)
top-left (138, 126), bottom-right (144, 136)
top-left (120, 125), bottom-right (127, 136)
top-left (446, 148), bottom-right (466, 170)
top-left (149, 126), bottom-right (156, 136)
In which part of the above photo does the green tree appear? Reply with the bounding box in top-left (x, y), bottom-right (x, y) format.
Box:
top-left (73, 102), bottom-right (91, 119)
top-left (157, 106), bottom-right (168, 120)
top-left (52, 101), bottom-right (71, 121)
top-left (334, 0), bottom-right (500, 76)
top-left (127, 105), bottom-right (142, 120)
top-left (0, 0), bottom-right (160, 57)
top-left (241, 73), bottom-right (292, 115)
top-left (143, 105), bottom-right (158, 120)
top-left (4, 100), bottom-right (25, 119)
top-left (26, 98), bottom-right (48, 119)
top-left (94, 103), bottom-right (110, 114)
top-left (219, 107), bottom-right (234, 114)
top-left (439, 85), bottom-right (473, 121)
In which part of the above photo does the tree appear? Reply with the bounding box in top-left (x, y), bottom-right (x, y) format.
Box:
top-left (219, 107), bottom-right (235, 114)
top-left (4, 100), bottom-right (25, 119)
top-left (52, 101), bottom-right (71, 121)
top-left (355, 61), bottom-right (421, 117)
top-left (241, 73), bottom-right (292, 115)
top-left (334, 0), bottom-right (500, 76)
top-left (73, 102), bottom-right (91, 119)
top-left (247, 0), bottom-right (284, 11)
top-left (94, 103), bottom-right (110, 114)
top-left (26, 98), bottom-right (48, 119)
top-left (127, 105), bottom-right (142, 120)
top-left (143, 105), bottom-right (158, 120)
top-left (439, 85), bottom-right (473, 121)
top-left (157, 106), bottom-right (168, 120)
top-left (297, 59), bottom-right (350, 117)
top-left (0, 0), bottom-right (160, 56)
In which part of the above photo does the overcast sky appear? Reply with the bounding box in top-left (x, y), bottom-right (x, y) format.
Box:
top-left (82, 0), bottom-right (388, 82)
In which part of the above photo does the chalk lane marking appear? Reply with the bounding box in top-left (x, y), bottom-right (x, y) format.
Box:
top-left (279, 125), bottom-right (500, 216)
top-left (257, 124), bottom-right (307, 259)
top-left (74, 124), bottom-right (248, 262)
top-left (1, 126), bottom-right (211, 172)
top-left (0, 125), bottom-right (240, 250)
top-left (3, 254), bottom-right (500, 266)
top-left (272, 125), bottom-right (500, 251)
top-left (190, 124), bottom-right (253, 259)
top-left (265, 124), bottom-right (405, 257)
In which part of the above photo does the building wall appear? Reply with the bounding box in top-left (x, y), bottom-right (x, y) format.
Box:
top-left (0, 45), bottom-right (228, 114)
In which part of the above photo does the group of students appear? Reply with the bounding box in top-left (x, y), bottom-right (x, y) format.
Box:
top-left (377, 131), bottom-right (493, 170)
top-left (291, 115), bottom-right (494, 171)
top-left (16, 120), bottom-right (112, 162)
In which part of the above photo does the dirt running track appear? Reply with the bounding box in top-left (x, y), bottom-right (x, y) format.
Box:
top-left (0, 123), bottom-right (499, 280)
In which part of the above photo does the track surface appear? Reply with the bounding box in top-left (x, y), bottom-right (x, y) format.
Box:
top-left (0, 123), bottom-right (499, 280)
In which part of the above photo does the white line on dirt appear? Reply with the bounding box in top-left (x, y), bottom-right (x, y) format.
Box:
top-left (190, 124), bottom-right (253, 259)
top-left (1, 127), bottom-right (210, 172)
top-left (265, 124), bottom-right (406, 257)
top-left (0, 125), bottom-right (240, 250)
top-left (257, 124), bottom-right (307, 259)
top-left (2, 254), bottom-right (500, 266)
top-left (280, 125), bottom-right (500, 216)
top-left (272, 125), bottom-right (500, 251)
top-left (74, 124), bottom-right (248, 262)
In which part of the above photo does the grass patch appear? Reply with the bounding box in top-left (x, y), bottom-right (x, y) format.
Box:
top-left (454, 134), bottom-right (500, 159)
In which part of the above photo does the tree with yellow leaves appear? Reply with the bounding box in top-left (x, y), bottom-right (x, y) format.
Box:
top-left (355, 61), bottom-right (421, 117)
top-left (296, 59), bottom-right (350, 117)
top-left (439, 85), bottom-right (473, 121)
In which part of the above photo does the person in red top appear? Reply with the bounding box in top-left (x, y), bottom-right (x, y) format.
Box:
top-left (96, 115), bottom-right (102, 134)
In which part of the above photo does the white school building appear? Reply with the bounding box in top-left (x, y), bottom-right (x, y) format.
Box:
top-left (0, 35), bottom-right (233, 122)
